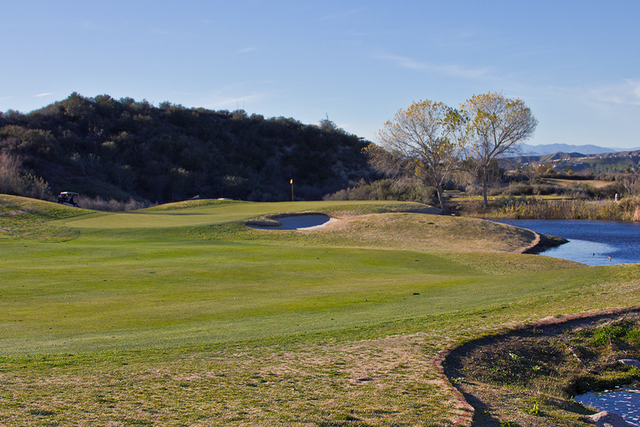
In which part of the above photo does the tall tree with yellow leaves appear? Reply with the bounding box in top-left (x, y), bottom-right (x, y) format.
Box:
top-left (372, 100), bottom-right (465, 213)
top-left (462, 92), bottom-right (537, 207)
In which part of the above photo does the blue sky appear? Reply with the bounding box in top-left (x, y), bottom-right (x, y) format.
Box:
top-left (2, 1), bottom-right (640, 148)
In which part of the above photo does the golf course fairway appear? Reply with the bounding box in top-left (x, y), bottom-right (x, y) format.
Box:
top-left (1, 195), bottom-right (638, 426)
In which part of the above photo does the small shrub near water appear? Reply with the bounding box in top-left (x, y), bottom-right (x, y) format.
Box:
top-left (525, 402), bottom-right (541, 416)
top-left (575, 319), bottom-right (640, 347)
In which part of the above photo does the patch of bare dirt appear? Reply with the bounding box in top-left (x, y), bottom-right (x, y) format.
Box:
top-left (0, 209), bottom-right (28, 216)
top-left (444, 308), bottom-right (640, 426)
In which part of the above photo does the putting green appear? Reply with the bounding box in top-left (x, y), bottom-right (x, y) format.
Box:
top-left (54, 200), bottom-right (406, 228)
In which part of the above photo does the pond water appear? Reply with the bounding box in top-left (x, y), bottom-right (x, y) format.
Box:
top-left (573, 383), bottom-right (640, 426)
top-left (495, 219), bottom-right (640, 422)
top-left (493, 219), bottom-right (640, 266)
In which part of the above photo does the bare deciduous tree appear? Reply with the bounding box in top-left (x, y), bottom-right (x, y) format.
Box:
top-left (370, 100), bottom-right (465, 213)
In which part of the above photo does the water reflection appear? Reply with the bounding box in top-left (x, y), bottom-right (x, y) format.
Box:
top-left (574, 384), bottom-right (640, 426)
top-left (493, 219), bottom-right (640, 266)
top-left (543, 238), bottom-right (617, 266)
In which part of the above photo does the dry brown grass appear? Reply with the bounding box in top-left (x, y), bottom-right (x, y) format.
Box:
top-left (0, 333), bottom-right (468, 426)
top-left (544, 178), bottom-right (612, 189)
top-left (321, 213), bottom-right (537, 254)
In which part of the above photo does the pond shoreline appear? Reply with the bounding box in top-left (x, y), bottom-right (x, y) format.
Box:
top-left (492, 218), bottom-right (640, 266)
top-left (522, 232), bottom-right (569, 254)
top-left (440, 307), bottom-right (640, 426)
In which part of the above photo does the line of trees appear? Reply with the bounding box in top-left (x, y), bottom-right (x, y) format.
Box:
top-left (0, 93), bottom-right (375, 203)
top-left (367, 92), bottom-right (538, 213)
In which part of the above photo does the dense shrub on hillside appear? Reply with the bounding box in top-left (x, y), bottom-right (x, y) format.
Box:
top-left (323, 178), bottom-right (438, 205)
top-left (0, 93), bottom-right (374, 203)
top-left (0, 153), bottom-right (52, 199)
top-left (484, 182), bottom-right (591, 199)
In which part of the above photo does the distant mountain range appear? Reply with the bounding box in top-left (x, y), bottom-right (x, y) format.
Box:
top-left (507, 144), bottom-right (640, 174)
top-left (520, 144), bottom-right (640, 156)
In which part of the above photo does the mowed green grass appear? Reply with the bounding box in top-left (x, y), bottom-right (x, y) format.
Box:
top-left (1, 195), bottom-right (639, 426)
top-left (1, 197), bottom-right (580, 354)
top-left (52, 199), bottom-right (411, 228)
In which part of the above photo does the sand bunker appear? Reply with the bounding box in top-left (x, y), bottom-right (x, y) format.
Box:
top-left (247, 214), bottom-right (339, 231)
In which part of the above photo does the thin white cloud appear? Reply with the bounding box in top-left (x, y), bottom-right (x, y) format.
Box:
top-left (80, 20), bottom-right (109, 31)
top-left (634, 81), bottom-right (640, 100)
top-left (149, 27), bottom-right (175, 36)
top-left (376, 53), bottom-right (490, 79)
top-left (320, 8), bottom-right (367, 21)
top-left (203, 92), bottom-right (266, 110)
top-left (530, 79), bottom-right (640, 109)
top-left (236, 47), bottom-right (256, 54)
top-left (587, 79), bottom-right (640, 106)
top-left (34, 92), bottom-right (54, 98)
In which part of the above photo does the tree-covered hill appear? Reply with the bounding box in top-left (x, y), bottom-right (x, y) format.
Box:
top-left (0, 93), bottom-right (374, 203)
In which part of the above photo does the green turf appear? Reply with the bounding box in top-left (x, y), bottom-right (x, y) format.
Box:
top-left (52, 200), bottom-right (416, 228)
top-left (0, 197), bottom-right (581, 354)
top-left (1, 195), bottom-right (638, 426)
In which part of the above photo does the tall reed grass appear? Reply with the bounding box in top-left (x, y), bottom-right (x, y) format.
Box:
top-left (460, 196), bottom-right (640, 221)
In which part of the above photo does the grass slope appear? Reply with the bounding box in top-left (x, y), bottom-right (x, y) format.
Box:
top-left (0, 195), bottom-right (638, 426)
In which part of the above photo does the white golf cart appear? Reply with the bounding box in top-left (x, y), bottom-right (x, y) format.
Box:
top-left (57, 191), bottom-right (80, 207)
